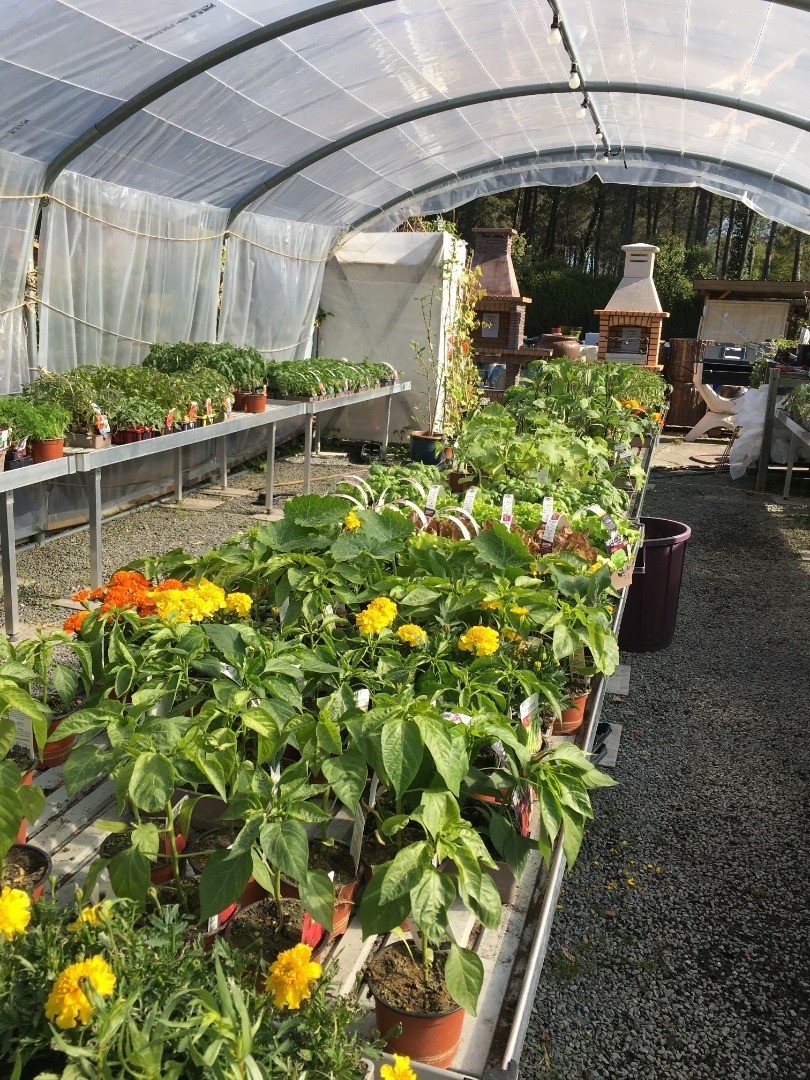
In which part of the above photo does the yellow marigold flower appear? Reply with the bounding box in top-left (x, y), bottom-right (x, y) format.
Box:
top-left (458, 625), bottom-right (500, 657)
top-left (397, 623), bottom-right (427, 647)
top-left (356, 596), bottom-right (397, 635)
top-left (0, 887), bottom-right (31, 940)
top-left (67, 902), bottom-right (112, 932)
top-left (588, 560), bottom-right (604, 574)
top-left (264, 944), bottom-right (322, 1010)
top-left (509, 605), bottom-right (529, 617)
top-left (381, 1054), bottom-right (418, 1080)
top-left (344, 510), bottom-right (362, 531)
top-left (224, 591), bottom-right (253, 617)
top-left (480, 598), bottom-right (501, 611)
top-left (503, 629), bottom-right (522, 643)
top-left (651, 411), bottom-right (663, 423)
top-left (45, 955), bottom-right (116, 1029)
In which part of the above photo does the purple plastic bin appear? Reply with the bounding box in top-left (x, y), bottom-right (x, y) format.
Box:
top-left (618, 517), bottom-right (692, 652)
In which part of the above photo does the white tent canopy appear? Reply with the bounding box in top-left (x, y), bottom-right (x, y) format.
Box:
top-left (1, 0), bottom-right (808, 387)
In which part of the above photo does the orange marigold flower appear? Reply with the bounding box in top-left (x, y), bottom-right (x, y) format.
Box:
top-left (155, 578), bottom-right (187, 592)
top-left (63, 610), bottom-right (91, 635)
top-left (71, 589), bottom-right (94, 603)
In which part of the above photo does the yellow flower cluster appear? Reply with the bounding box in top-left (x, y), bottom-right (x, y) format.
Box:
top-left (381, 1055), bottom-right (418, 1080)
top-left (264, 944), bottom-right (322, 1010)
top-left (356, 597), bottom-right (397, 635)
top-left (397, 623), bottom-right (427, 647)
top-left (0, 887), bottom-right (31, 940)
top-left (67, 902), bottom-right (112, 932)
top-left (480, 598), bottom-right (502, 611)
top-left (45, 955), bottom-right (116, 1029)
top-left (148, 578), bottom-right (251, 623)
top-left (510, 605), bottom-right (529, 617)
top-left (459, 625), bottom-right (500, 656)
top-left (344, 510), bottom-right (362, 531)
top-left (223, 591), bottom-right (253, 617)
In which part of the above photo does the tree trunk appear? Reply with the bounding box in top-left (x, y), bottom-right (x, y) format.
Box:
top-left (650, 190), bottom-right (662, 239)
top-left (579, 187), bottom-right (603, 268)
top-left (670, 190), bottom-right (679, 233)
top-left (762, 221), bottom-right (777, 280)
top-left (735, 207), bottom-right (755, 278)
top-left (721, 200), bottom-right (737, 277)
top-left (694, 190), bottom-right (713, 245)
top-left (685, 189), bottom-right (699, 245)
top-left (792, 233), bottom-right (804, 281)
top-left (543, 189), bottom-right (560, 258)
top-left (621, 188), bottom-right (637, 245)
top-left (715, 200), bottom-right (725, 265)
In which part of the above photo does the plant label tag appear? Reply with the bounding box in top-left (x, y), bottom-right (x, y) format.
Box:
top-left (501, 494), bottom-right (514, 530)
top-left (368, 773), bottom-right (380, 809)
top-left (205, 398), bottom-right (214, 418)
top-left (350, 806), bottom-right (365, 871)
top-left (519, 693), bottom-right (541, 751)
top-left (491, 739), bottom-right (509, 766)
top-left (441, 711), bottom-right (472, 727)
top-left (462, 486), bottom-right (478, 513)
top-left (584, 504), bottom-right (605, 517)
top-left (165, 409), bottom-right (175, 430)
top-left (570, 645), bottom-right (588, 672)
top-left (375, 486), bottom-right (389, 510)
top-left (536, 468), bottom-right (549, 485)
top-left (354, 688), bottom-right (370, 712)
top-left (188, 402), bottom-right (198, 422)
top-left (542, 496), bottom-right (554, 523)
top-left (207, 915), bottom-right (219, 934)
top-left (218, 662), bottom-right (240, 683)
top-left (278, 598), bottom-right (290, 624)
top-left (300, 912), bottom-right (323, 947)
top-left (324, 604), bottom-right (334, 618)
top-left (424, 485), bottom-right (441, 518)
top-left (539, 513), bottom-right (562, 554)
top-left (10, 708), bottom-right (34, 754)
top-left (512, 784), bottom-right (533, 837)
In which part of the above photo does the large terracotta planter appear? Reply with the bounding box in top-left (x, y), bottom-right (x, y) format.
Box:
top-left (31, 438), bottom-right (65, 464)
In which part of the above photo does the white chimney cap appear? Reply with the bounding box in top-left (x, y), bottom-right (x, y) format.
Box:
top-left (621, 243), bottom-right (659, 254)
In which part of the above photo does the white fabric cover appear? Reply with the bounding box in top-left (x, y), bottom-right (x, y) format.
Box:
top-left (319, 231), bottom-right (464, 441)
top-left (219, 213), bottom-right (339, 360)
top-left (0, 151), bottom-right (44, 394)
top-left (38, 173), bottom-right (227, 370)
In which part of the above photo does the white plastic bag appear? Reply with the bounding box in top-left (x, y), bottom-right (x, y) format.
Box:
top-left (729, 385), bottom-right (810, 479)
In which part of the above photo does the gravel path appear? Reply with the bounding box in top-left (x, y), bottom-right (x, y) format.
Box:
top-left (523, 467), bottom-right (810, 1080)
top-left (12, 454), bottom-right (369, 631)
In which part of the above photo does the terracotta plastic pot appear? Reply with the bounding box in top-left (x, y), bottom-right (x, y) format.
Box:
top-left (112, 428), bottom-right (147, 445)
top-left (280, 868), bottom-right (362, 942)
top-left (15, 768), bottom-right (36, 844)
top-left (552, 692), bottom-right (590, 735)
top-left (369, 948), bottom-right (465, 1071)
top-left (31, 438), bottom-right (65, 464)
top-left (237, 390), bottom-right (267, 413)
top-left (37, 716), bottom-right (76, 770)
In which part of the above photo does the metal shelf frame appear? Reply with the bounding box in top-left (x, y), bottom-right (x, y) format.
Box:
top-left (0, 383), bottom-right (410, 637)
top-left (775, 409), bottom-right (810, 498)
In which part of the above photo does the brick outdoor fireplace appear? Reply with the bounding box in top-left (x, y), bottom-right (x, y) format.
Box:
top-left (470, 228), bottom-right (531, 355)
top-left (595, 243), bottom-right (669, 366)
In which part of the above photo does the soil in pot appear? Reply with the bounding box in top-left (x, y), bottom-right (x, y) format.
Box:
top-left (100, 832), bottom-right (179, 886)
top-left (361, 825), bottom-right (425, 880)
top-left (187, 827), bottom-right (265, 907)
top-left (227, 897), bottom-right (325, 963)
top-left (366, 942), bottom-right (464, 1070)
top-left (280, 840), bottom-right (363, 940)
top-left (150, 878), bottom-right (237, 935)
top-left (1, 844), bottom-right (52, 900)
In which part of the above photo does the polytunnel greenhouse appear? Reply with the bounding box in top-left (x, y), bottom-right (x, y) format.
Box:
top-left (0, 2), bottom-right (808, 1078)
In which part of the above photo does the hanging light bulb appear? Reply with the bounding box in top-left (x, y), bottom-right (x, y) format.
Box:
top-left (576, 96), bottom-right (589, 119)
top-left (547, 14), bottom-right (562, 46)
top-left (568, 64), bottom-right (581, 90)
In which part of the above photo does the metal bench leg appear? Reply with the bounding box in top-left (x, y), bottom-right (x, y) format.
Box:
top-left (1, 491), bottom-right (20, 637)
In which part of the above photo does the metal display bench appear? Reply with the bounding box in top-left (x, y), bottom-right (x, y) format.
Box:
top-left (774, 409), bottom-right (810, 499)
top-left (755, 368), bottom-right (810, 491)
top-left (0, 383), bottom-right (410, 636)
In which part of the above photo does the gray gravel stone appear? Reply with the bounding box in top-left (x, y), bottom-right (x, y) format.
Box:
top-left (522, 467), bottom-right (810, 1080)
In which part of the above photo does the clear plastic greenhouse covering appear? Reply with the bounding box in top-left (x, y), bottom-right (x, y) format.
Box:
top-left (1, 0), bottom-right (808, 388)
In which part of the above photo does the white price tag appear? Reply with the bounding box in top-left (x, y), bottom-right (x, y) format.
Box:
top-left (542, 496), bottom-right (554, 523)
top-left (207, 915), bottom-right (220, 934)
top-left (368, 774), bottom-right (380, 809)
top-left (519, 693), bottom-right (541, 751)
top-left (462, 486), bottom-right (478, 514)
top-left (10, 709), bottom-right (33, 754)
top-left (536, 468), bottom-right (549, 485)
top-left (500, 494), bottom-right (514, 531)
top-left (425, 485), bottom-right (441, 519)
top-left (354, 688), bottom-right (370, 712)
